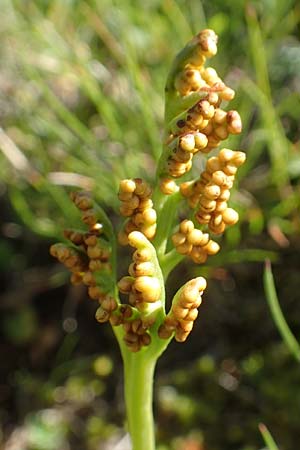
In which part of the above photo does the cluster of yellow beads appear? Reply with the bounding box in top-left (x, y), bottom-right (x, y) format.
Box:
top-left (118, 245), bottom-right (160, 310)
top-left (70, 191), bottom-right (98, 229)
top-left (171, 219), bottom-right (220, 264)
top-left (104, 291), bottom-right (153, 353)
top-left (50, 191), bottom-right (118, 324)
top-left (122, 318), bottom-right (152, 353)
top-left (163, 29), bottom-right (242, 182)
top-left (174, 29), bottom-right (219, 95)
top-left (200, 108), bottom-right (242, 152)
top-left (50, 243), bottom-right (88, 280)
top-left (117, 231), bottom-right (160, 351)
top-left (158, 277), bottom-right (207, 342)
top-left (166, 130), bottom-right (209, 178)
top-left (165, 99), bottom-right (242, 179)
top-left (118, 178), bottom-right (157, 245)
top-left (180, 149), bottom-right (246, 234)
top-left (166, 97), bottom-right (242, 180)
top-left (174, 30), bottom-right (234, 102)
top-left (109, 304), bottom-right (133, 327)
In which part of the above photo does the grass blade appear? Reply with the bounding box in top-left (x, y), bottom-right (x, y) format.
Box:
top-left (245, 5), bottom-right (291, 188)
top-left (263, 260), bottom-right (300, 362)
top-left (259, 423), bottom-right (279, 450)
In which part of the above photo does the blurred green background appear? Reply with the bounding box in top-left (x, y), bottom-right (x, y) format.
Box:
top-left (0, 0), bottom-right (300, 449)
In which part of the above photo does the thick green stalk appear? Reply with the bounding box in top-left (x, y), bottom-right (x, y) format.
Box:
top-left (124, 352), bottom-right (156, 450)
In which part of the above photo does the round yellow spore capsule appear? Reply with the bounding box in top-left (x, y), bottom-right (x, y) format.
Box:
top-left (214, 126), bottom-right (229, 140)
top-left (142, 208), bottom-right (157, 225)
top-left (176, 242), bottom-right (193, 255)
top-left (223, 164), bottom-right (238, 176)
top-left (87, 245), bottom-right (102, 259)
top-left (211, 170), bottom-right (228, 187)
top-left (222, 208), bottom-right (239, 225)
top-left (200, 197), bottom-right (216, 211)
top-left (133, 248), bottom-right (152, 262)
top-left (204, 184), bottom-right (221, 200)
top-left (203, 240), bottom-right (220, 255)
top-left (179, 219), bottom-right (194, 234)
top-left (172, 232), bottom-right (186, 247)
top-left (141, 223), bottom-right (157, 239)
top-left (194, 132), bottom-right (208, 149)
top-left (134, 261), bottom-right (154, 277)
top-left (202, 67), bottom-right (220, 84)
top-left (232, 151), bottom-right (246, 167)
top-left (119, 179), bottom-right (136, 193)
top-left (185, 308), bottom-right (199, 321)
top-left (214, 108), bottom-right (227, 124)
top-left (158, 325), bottom-right (174, 339)
top-left (95, 307), bottom-right (110, 323)
top-left (186, 229), bottom-right (203, 245)
top-left (178, 319), bottom-right (194, 333)
top-left (180, 134), bottom-right (196, 152)
top-left (134, 276), bottom-right (161, 303)
top-left (198, 29), bottom-right (218, 57)
top-left (118, 276), bottom-right (134, 294)
top-left (128, 231), bottom-right (148, 248)
top-left (206, 157), bottom-right (221, 174)
top-left (175, 328), bottom-right (190, 342)
top-left (160, 178), bottom-right (178, 195)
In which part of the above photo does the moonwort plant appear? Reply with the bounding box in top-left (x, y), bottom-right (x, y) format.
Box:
top-left (50, 29), bottom-right (245, 450)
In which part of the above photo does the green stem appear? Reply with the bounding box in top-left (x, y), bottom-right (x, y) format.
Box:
top-left (124, 352), bottom-right (156, 450)
top-left (153, 190), bottom-right (181, 258)
top-left (160, 248), bottom-right (184, 280)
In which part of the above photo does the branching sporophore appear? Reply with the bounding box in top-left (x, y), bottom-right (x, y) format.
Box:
top-left (50, 29), bottom-right (246, 450)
